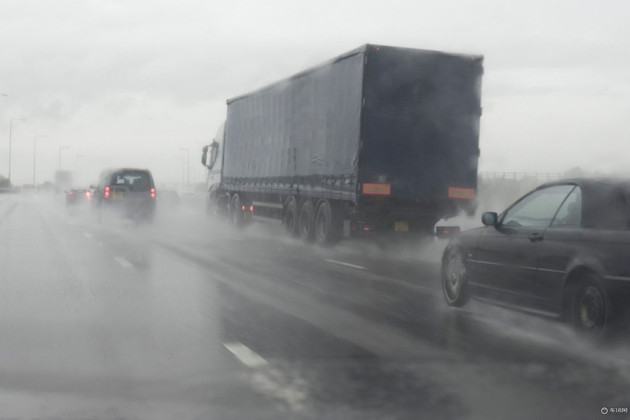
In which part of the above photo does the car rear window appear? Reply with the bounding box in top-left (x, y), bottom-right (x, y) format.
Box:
top-left (110, 171), bottom-right (152, 191)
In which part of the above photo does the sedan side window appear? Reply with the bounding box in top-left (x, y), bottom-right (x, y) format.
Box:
top-left (551, 187), bottom-right (582, 227)
top-left (501, 185), bottom-right (575, 228)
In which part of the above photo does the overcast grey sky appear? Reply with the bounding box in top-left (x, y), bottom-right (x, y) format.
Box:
top-left (1, 0), bottom-right (629, 187)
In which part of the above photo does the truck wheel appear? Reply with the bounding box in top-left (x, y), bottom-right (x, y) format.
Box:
top-left (284, 197), bottom-right (299, 237)
top-left (230, 194), bottom-right (244, 228)
top-left (217, 193), bottom-right (229, 217)
top-left (298, 200), bottom-right (315, 242)
top-left (207, 191), bottom-right (226, 217)
top-left (205, 193), bottom-right (215, 216)
top-left (314, 200), bottom-right (341, 246)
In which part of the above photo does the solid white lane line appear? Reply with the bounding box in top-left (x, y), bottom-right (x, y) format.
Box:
top-left (223, 342), bottom-right (269, 368)
top-left (83, 232), bottom-right (92, 238)
top-left (114, 257), bottom-right (134, 269)
top-left (324, 259), bottom-right (366, 270)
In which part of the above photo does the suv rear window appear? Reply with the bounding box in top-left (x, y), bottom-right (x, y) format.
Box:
top-left (110, 171), bottom-right (152, 191)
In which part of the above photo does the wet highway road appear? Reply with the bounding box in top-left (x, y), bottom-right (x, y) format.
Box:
top-left (1, 192), bottom-right (630, 419)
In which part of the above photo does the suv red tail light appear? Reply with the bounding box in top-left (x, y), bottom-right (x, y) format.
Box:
top-left (150, 188), bottom-right (156, 199)
top-left (104, 186), bottom-right (110, 199)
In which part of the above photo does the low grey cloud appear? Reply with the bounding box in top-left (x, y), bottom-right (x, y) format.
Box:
top-left (1, 0), bottom-right (629, 185)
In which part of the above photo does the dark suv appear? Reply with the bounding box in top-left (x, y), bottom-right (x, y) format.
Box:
top-left (92, 168), bottom-right (156, 222)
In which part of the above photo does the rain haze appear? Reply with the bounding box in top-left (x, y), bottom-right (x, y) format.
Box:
top-left (2, 1), bottom-right (630, 419)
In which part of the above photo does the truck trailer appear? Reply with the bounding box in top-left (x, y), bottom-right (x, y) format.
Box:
top-left (202, 44), bottom-right (483, 245)
top-left (54, 170), bottom-right (73, 194)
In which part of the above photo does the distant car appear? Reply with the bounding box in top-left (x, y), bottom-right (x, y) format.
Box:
top-left (442, 178), bottom-right (630, 336)
top-left (65, 188), bottom-right (91, 205)
top-left (92, 168), bottom-right (156, 222)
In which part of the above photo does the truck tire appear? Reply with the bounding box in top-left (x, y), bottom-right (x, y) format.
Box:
top-left (205, 193), bottom-right (215, 216)
top-left (217, 193), bottom-right (229, 217)
top-left (284, 197), bottom-right (299, 237)
top-left (207, 191), bottom-right (227, 217)
top-left (298, 200), bottom-right (315, 242)
top-left (314, 200), bottom-right (341, 246)
top-left (230, 194), bottom-right (244, 228)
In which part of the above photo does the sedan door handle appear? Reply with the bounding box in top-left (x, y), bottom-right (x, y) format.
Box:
top-left (528, 233), bottom-right (544, 242)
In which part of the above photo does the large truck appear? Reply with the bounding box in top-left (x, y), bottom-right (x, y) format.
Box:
top-left (201, 44), bottom-right (483, 245)
top-left (54, 170), bottom-right (73, 194)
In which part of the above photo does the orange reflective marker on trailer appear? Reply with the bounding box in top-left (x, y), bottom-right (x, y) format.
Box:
top-left (362, 183), bottom-right (391, 195)
top-left (448, 187), bottom-right (475, 199)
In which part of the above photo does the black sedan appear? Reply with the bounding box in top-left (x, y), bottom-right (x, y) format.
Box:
top-left (442, 178), bottom-right (630, 336)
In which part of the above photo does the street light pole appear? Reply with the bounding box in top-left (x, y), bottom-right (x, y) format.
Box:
top-left (75, 154), bottom-right (87, 186)
top-left (58, 146), bottom-right (70, 170)
top-left (0, 95), bottom-right (7, 183)
top-left (8, 118), bottom-right (24, 185)
top-left (33, 135), bottom-right (46, 186)
top-left (178, 148), bottom-right (190, 191)
top-left (181, 157), bottom-right (185, 191)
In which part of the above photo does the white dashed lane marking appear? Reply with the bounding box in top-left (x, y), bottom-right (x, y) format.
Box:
top-left (114, 257), bottom-right (134, 269)
top-left (324, 259), bottom-right (366, 270)
top-left (223, 342), bottom-right (269, 368)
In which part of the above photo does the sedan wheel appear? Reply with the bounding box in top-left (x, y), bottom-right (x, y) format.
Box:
top-left (442, 248), bottom-right (469, 307)
top-left (572, 275), bottom-right (607, 335)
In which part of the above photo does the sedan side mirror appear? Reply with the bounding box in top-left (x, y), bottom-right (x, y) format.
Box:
top-left (482, 212), bottom-right (498, 227)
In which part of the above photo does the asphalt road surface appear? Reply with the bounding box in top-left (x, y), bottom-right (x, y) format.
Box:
top-left (1, 191), bottom-right (629, 420)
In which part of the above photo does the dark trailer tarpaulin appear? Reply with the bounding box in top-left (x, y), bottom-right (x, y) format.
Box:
top-left (222, 44), bottom-right (483, 204)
